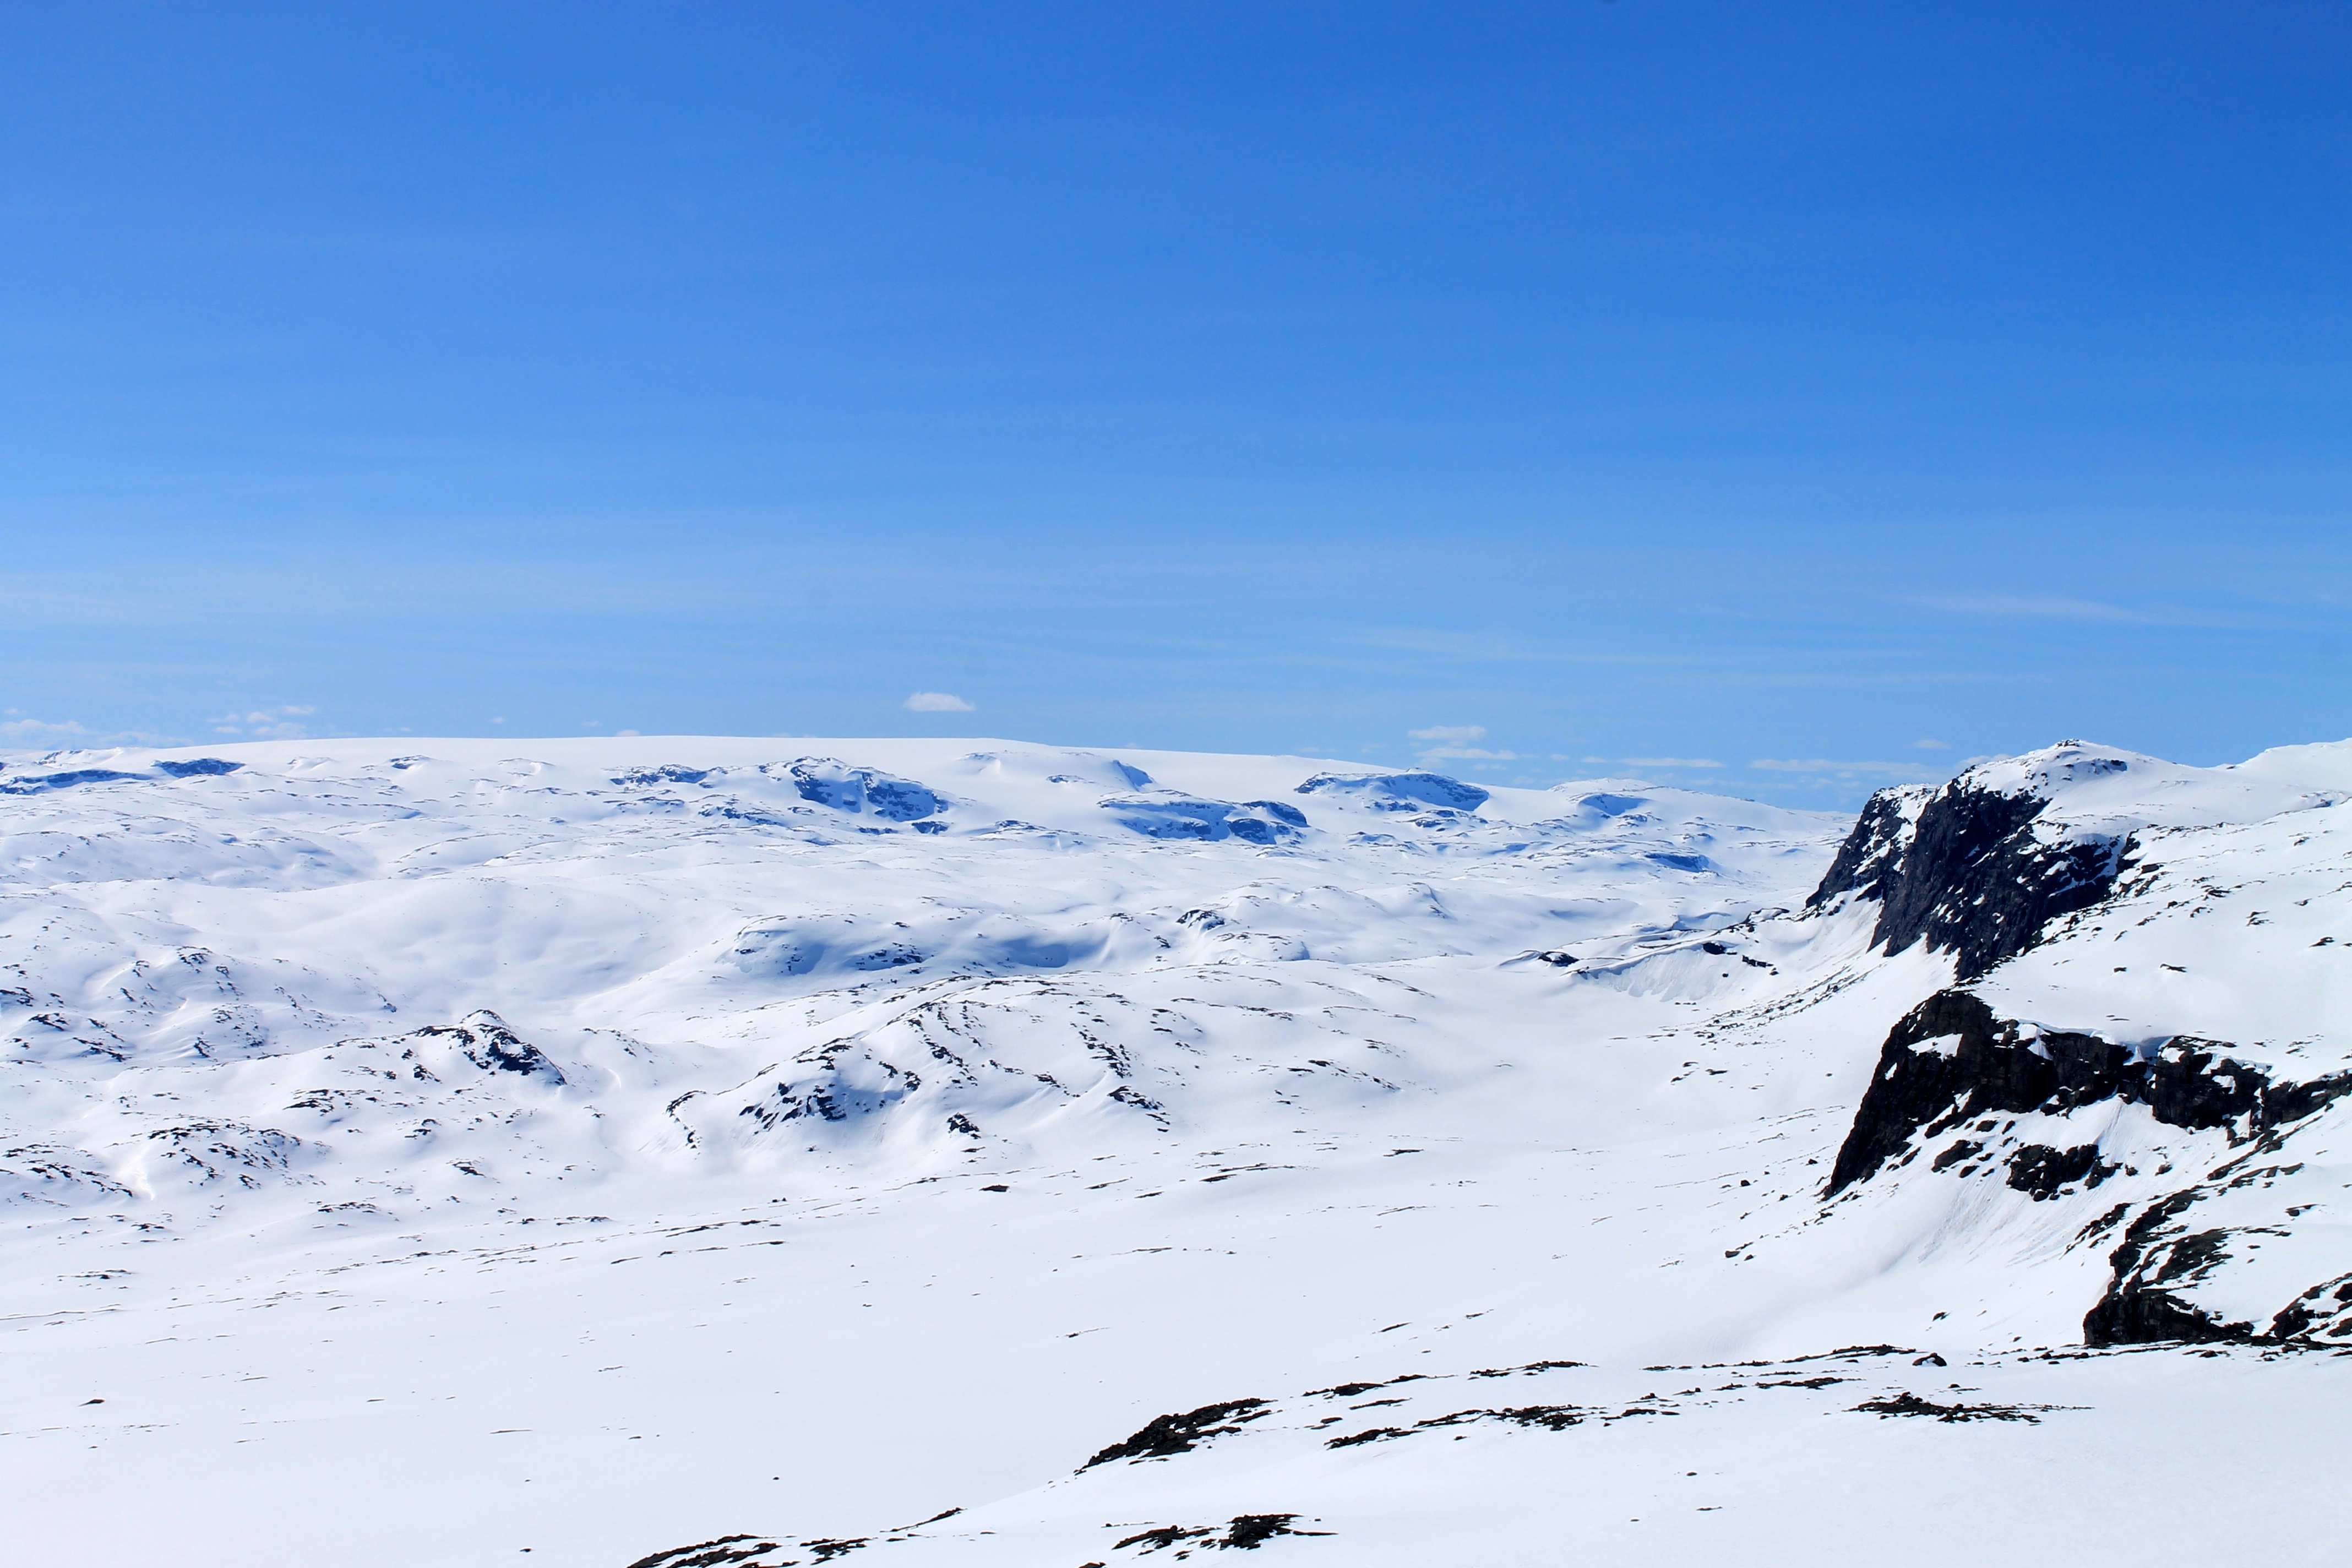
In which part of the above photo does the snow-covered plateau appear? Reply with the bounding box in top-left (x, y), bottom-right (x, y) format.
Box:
top-left (3, 735), bottom-right (2347, 1565)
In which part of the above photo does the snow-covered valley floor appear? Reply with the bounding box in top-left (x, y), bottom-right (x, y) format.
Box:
top-left (3, 738), bottom-right (2346, 1565)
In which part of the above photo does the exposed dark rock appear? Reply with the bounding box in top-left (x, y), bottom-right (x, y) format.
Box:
top-left (1821, 993), bottom-right (2352, 1348)
top-left (1807, 774), bottom-right (2126, 979)
top-left (2083, 1196), bottom-right (2256, 1346)
top-left (1929, 1140), bottom-right (1984, 1173)
top-left (1112, 1515), bottom-right (1331, 1554)
top-left (623, 1536), bottom-right (782, 1568)
top-left (1467, 1359), bottom-right (1585, 1378)
top-left (152, 758), bottom-right (244, 778)
top-left (1822, 989), bottom-right (2351, 1196)
top-left (1852, 1391), bottom-right (2053, 1424)
top-left (1485, 1404), bottom-right (1591, 1429)
top-left (2268, 1271), bottom-right (2352, 1340)
top-left (1081, 1398), bottom-right (1269, 1468)
top-left (1807, 788), bottom-right (1926, 907)
top-left (411, 1011), bottom-right (567, 1085)
top-left (1325, 1424), bottom-right (1409, 1447)
top-left (1305, 1374), bottom-right (1427, 1397)
top-left (141, 1119), bottom-right (306, 1187)
top-left (2006, 1143), bottom-right (2119, 1200)
top-left (1221, 1515), bottom-right (1329, 1549)
top-left (1327, 1396), bottom-right (1678, 1449)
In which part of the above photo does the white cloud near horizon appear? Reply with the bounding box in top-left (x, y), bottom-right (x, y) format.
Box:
top-left (1618, 756), bottom-right (1724, 769)
top-left (208, 705), bottom-right (313, 740)
top-left (1409, 725), bottom-right (1518, 764)
top-left (905, 691), bottom-right (974, 712)
top-left (1, 715), bottom-right (92, 744)
top-left (2, 713), bottom-right (195, 751)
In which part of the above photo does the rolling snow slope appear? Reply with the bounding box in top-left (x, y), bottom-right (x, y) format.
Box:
top-left (0, 736), bottom-right (2345, 1566)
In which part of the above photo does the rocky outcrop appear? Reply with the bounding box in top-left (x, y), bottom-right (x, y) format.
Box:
top-left (1081, 1397), bottom-right (1270, 1468)
top-left (407, 1011), bottom-right (567, 1085)
top-left (1807, 771), bottom-right (2126, 981)
top-left (1825, 990), bottom-right (2349, 1197)
top-left (1806, 786), bottom-right (1928, 907)
top-left (1826, 988), bottom-right (2352, 1347)
top-left (2081, 1195), bottom-right (2257, 1346)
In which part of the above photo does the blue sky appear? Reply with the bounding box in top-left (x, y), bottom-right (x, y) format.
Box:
top-left (4, 2), bottom-right (2346, 803)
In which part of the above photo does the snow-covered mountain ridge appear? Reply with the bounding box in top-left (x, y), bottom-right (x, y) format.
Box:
top-left (3, 735), bottom-right (2345, 1566)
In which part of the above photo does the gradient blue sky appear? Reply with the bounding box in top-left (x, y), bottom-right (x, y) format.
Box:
top-left (4, 2), bottom-right (2346, 802)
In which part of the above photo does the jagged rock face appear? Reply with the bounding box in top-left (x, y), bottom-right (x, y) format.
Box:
top-left (1826, 989), bottom-right (2352, 1347)
top-left (1827, 991), bottom-right (2115, 1196)
top-left (1825, 991), bottom-right (2348, 1196)
top-left (1805, 786), bottom-right (1927, 906)
top-left (1809, 778), bottom-right (2125, 980)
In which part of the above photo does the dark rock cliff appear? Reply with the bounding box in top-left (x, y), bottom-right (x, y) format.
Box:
top-left (1808, 776), bottom-right (2126, 981)
top-left (1824, 990), bottom-right (2346, 1196)
top-left (1824, 988), bottom-right (2352, 1346)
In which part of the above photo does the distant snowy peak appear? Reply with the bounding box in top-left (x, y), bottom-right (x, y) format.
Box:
top-left (1295, 770), bottom-right (1490, 812)
top-left (1944, 738), bottom-right (2350, 832)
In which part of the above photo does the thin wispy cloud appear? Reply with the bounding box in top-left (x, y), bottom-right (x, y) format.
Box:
top-left (209, 705), bottom-right (314, 739)
top-left (1914, 594), bottom-right (2144, 623)
top-left (1, 715), bottom-right (92, 744)
top-left (2, 712), bottom-right (186, 750)
top-left (1409, 724), bottom-right (1517, 764)
top-left (1750, 758), bottom-right (1938, 777)
top-left (905, 692), bottom-right (975, 712)
top-left (1618, 756), bottom-right (1724, 769)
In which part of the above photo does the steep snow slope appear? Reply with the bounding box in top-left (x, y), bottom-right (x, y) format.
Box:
top-left (0, 736), bottom-right (2344, 1566)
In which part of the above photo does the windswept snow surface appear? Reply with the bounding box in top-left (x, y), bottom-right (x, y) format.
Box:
top-left (2, 737), bottom-right (2346, 1565)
